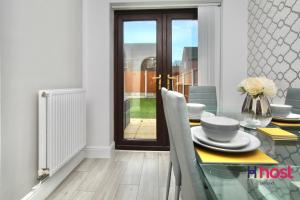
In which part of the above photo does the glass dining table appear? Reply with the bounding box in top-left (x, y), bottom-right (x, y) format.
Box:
top-left (191, 114), bottom-right (300, 200)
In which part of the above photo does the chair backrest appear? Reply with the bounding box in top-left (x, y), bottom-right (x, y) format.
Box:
top-left (161, 88), bottom-right (181, 185)
top-left (189, 86), bottom-right (217, 114)
top-left (166, 90), bottom-right (208, 200)
top-left (285, 88), bottom-right (300, 114)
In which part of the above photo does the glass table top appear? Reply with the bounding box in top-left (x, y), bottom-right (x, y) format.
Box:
top-left (194, 120), bottom-right (300, 200)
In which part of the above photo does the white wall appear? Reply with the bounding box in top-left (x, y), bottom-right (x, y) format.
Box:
top-left (220, 0), bottom-right (248, 114)
top-left (83, 0), bottom-right (248, 153)
top-left (83, 0), bottom-right (113, 158)
top-left (0, 0), bottom-right (82, 199)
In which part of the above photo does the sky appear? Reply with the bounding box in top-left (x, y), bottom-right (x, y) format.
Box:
top-left (124, 20), bottom-right (198, 63)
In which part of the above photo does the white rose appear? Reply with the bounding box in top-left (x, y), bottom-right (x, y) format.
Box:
top-left (244, 77), bottom-right (264, 96)
top-left (237, 79), bottom-right (247, 93)
top-left (259, 77), bottom-right (277, 97)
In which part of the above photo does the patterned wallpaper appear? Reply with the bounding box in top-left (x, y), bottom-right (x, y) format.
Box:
top-left (248, 0), bottom-right (300, 103)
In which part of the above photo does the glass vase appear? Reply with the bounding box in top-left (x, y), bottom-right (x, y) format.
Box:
top-left (241, 94), bottom-right (272, 129)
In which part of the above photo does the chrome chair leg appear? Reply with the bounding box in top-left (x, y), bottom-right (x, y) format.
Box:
top-left (166, 161), bottom-right (172, 200)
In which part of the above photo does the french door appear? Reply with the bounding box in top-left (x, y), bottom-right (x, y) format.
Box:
top-left (114, 9), bottom-right (198, 150)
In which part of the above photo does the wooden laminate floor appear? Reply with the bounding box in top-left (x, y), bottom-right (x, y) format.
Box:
top-left (47, 151), bottom-right (178, 200)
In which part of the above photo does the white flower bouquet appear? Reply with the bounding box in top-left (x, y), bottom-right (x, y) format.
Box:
top-left (238, 77), bottom-right (277, 97)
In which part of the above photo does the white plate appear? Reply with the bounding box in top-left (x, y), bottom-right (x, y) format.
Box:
top-left (192, 126), bottom-right (250, 149)
top-left (189, 111), bottom-right (215, 120)
top-left (191, 127), bottom-right (261, 153)
top-left (272, 113), bottom-right (300, 122)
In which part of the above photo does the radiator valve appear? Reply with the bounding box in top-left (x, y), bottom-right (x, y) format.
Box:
top-left (38, 168), bottom-right (49, 180)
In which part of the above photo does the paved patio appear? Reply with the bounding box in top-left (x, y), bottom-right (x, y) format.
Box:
top-left (124, 118), bottom-right (156, 140)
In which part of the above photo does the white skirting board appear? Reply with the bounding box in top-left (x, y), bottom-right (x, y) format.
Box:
top-left (21, 152), bottom-right (84, 200)
top-left (84, 142), bottom-right (115, 158)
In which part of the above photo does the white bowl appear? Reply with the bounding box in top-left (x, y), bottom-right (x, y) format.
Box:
top-left (270, 104), bottom-right (292, 117)
top-left (201, 116), bottom-right (240, 142)
top-left (187, 103), bottom-right (206, 117)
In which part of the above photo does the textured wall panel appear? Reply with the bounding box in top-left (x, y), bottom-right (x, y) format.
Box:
top-left (248, 0), bottom-right (300, 102)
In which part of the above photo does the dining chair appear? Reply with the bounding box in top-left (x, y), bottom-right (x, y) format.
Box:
top-left (161, 88), bottom-right (181, 200)
top-left (189, 86), bottom-right (218, 115)
top-left (165, 90), bottom-right (208, 200)
top-left (285, 88), bottom-right (300, 114)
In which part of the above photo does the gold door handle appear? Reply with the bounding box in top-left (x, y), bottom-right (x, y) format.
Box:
top-left (152, 74), bottom-right (162, 90)
top-left (167, 74), bottom-right (177, 90)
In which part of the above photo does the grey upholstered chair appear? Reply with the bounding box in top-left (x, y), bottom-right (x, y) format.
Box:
top-left (189, 86), bottom-right (218, 115)
top-left (161, 88), bottom-right (181, 200)
top-left (285, 88), bottom-right (300, 114)
top-left (165, 90), bottom-right (208, 200)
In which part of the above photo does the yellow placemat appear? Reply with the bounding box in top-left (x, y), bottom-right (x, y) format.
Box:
top-left (268, 138), bottom-right (298, 141)
top-left (195, 147), bottom-right (278, 164)
top-left (258, 128), bottom-right (298, 141)
top-left (272, 121), bottom-right (300, 127)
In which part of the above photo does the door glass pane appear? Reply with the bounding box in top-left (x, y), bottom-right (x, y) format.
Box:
top-left (171, 20), bottom-right (198, 100)
top-left (123, 21), bottom-right (157, 140)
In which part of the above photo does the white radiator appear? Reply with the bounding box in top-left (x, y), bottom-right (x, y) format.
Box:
top-left (38, 89), bottom-right (86, 177)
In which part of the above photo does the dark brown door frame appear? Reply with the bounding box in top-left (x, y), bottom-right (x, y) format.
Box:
top-left (114, 9), bottom-right (197, 150)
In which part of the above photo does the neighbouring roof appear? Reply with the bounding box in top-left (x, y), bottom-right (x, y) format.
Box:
top-left (182, 47), bottom-right (198, 61)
